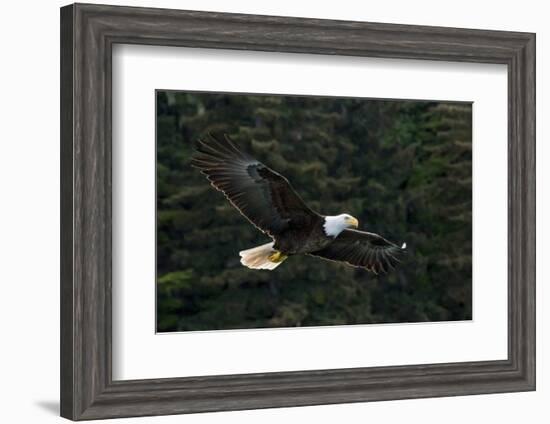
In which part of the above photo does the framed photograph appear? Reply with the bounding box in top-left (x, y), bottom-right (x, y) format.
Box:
top-left (60, 3), bottom-right (535, 420)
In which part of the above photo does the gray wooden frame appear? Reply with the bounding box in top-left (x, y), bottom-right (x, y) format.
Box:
top-left (60, 2), bottom-right (536, 421)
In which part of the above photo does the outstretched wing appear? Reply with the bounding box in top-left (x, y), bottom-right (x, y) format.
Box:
top-left (191, 135), bottom-right (318, 237)
top-left (309, 229), bottom-right (406, 273)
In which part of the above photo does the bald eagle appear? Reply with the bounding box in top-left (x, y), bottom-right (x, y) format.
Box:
top-left (191, 135), bottom-right (406, 273)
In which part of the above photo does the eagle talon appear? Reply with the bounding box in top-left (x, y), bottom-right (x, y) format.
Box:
top-left (268, 251), bottom-right (287, 263)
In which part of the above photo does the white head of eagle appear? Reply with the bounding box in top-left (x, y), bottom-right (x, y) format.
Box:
top-left (323, 214), bottom-right (359, 237)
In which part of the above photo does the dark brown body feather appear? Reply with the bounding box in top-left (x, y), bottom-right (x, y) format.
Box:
top-left (191, 135), bottom-right (405, 272)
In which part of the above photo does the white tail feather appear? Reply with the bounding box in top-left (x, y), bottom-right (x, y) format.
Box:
top-left (239, 242), bottom-right (284, 270)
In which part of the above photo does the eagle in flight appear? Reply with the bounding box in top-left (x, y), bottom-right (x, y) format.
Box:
top-left (191, 135), bottom-right (406, 273)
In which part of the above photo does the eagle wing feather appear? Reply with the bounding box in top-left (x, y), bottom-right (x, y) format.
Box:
top-left (309, 229), bottom-right (406, 273)
top-left (191, 135), bottom-right (318, 237)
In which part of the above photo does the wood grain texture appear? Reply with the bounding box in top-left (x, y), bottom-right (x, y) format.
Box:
top-left (60, 3), bottom-right (536, 420)
top-left (60, 4), bottom-right (75, 419)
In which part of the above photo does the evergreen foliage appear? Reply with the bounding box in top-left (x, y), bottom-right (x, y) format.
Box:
top-left (156, 91), bottom-right (472, 332)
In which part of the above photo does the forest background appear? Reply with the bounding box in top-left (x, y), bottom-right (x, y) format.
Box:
top-left (156, 91), bottom-right (472, 332)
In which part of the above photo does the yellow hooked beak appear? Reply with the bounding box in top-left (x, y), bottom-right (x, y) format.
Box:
top-left (347, 216), bottom-right (359, 228)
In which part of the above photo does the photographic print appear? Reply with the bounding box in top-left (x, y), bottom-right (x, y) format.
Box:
top-left (156, 91), bottom-right (472, 332)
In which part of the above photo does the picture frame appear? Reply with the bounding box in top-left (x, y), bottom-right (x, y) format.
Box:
top-left (60, 3), bottom-right (535, 420)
